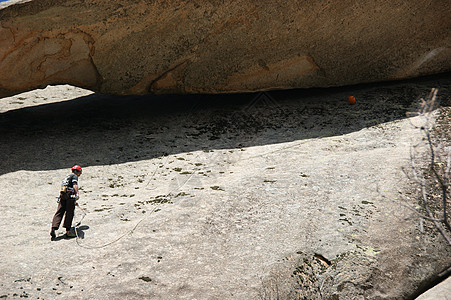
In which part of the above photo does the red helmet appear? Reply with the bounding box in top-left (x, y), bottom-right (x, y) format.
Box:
top-left (72, 165), bottom-right (82, 174)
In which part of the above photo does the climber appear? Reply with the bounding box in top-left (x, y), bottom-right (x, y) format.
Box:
top-left (50, 165), bottom-right (82, 240)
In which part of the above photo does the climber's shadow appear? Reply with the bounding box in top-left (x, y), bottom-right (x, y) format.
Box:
top-left (74, 225), bottom-right (89, 239)
top-left (51, 235), bottom-right (67, 242)
top-left (50, 225), bottom-right (89, 241)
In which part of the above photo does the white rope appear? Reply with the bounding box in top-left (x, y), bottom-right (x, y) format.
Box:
top-left (72, 93), bottom-right (299, 249)
top-left (73, 160), bottom-right (198, 249)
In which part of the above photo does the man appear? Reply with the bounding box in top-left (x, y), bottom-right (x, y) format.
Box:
top-left (50, 165), bottom-right (82, 240)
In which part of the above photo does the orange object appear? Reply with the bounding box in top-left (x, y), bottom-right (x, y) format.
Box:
top-left (348, 95), bottom-right (356, 105)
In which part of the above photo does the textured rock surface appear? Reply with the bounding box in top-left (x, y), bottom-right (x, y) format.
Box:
top-left (0, 0), bottom-right (450, 98)
top-left (416, 277), bottom-right (451, 300)
top-left (0, 75), bottom-right (450, 299)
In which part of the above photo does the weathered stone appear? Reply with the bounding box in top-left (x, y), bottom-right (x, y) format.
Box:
top-left (0, 75), bottom-right (450, 299)
top-left (416, 277), bottom-right (451, 300)
top-left (0, 0), bottom-right (450, 98)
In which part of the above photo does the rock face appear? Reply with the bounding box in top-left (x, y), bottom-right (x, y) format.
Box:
top-left (0, 0), bottom-right (450, 98)
top-left (416, 277), bottom-right (451, 300)
top-left (0, 74), bottom-right (450, 299)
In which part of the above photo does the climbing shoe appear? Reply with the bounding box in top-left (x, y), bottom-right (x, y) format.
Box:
top-left (50, 231), bottom-right (56, 240)
top-left (65, 232), bottom-right (76, 238)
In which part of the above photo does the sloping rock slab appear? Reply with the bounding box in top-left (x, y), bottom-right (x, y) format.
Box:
top-left (0, 75), bottom-right (450, 299)
top-left (416, 277), bottom-right (451, 300)
top-left (0, 0), bottom-right (450, 98)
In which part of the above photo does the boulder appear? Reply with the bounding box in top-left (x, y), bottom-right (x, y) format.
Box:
top-left (0, 0), bottom-right (450, 98)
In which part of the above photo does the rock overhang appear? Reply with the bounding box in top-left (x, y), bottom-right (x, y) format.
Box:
top-left (0, 0), bottom-right (450, 99)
